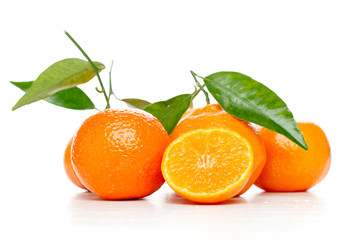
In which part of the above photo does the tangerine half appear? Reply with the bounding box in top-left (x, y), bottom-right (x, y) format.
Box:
top-left (162, 128), bottom-right (254, 203)
top-left (171, 104), bottom-right (266, 195)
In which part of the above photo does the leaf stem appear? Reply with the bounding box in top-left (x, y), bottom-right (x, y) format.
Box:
top-left (190, 71), bottom-right (210, 104)
top-left (108, 60), bottom-right (121, 101)
top-left (187, 85), bottom-right (203, 108)
top-left (192, 85), bottom-right (202, 99)
top-left (191, 71), bottom-right (206, 81)
top-left (65, 31), bottom-right (110, 109)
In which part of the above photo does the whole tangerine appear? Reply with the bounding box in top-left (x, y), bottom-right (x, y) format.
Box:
top-left (64, 136), bottom-right (87, 190)
top-left (71, 109), bottom-right (170, 200)
top-left (255, 122), bottom-right (331, 192)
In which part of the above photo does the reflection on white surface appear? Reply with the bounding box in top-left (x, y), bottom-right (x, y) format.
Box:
top-left (68, 191), bottom-right (157, 226)
top-left (67, 187), bottom-right (331, 239)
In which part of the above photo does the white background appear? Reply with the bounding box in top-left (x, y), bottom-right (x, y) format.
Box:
top-left (1, 0), bottom-right (359, 239)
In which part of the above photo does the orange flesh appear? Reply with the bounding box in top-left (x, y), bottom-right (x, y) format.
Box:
top-left (171, 104), bottom-right (266, 196)
top-left (162, 128), bottom-right (253, 203)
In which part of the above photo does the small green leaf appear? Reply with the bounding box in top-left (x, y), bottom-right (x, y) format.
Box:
top-left (12, 58), bottom-right (105, 110)
top-left (122, 98), bottom-right (151, 109)
top-left (144, 94), bottom-right (194, 134)
top-left (204, 71), bottom-right (308, 150)
top-left (10, 81), bottom-right (95, 110)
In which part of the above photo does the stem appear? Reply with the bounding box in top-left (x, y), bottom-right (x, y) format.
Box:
top-left (108, 60), bottom-right (121, 101)
top-left (192, 85), bottom-right (203, 99)
top-left (190, 70), bottom-right (210, 104)
top-left (191, 71), bottom-right (210, 83)
top-left (65, 31), bottom-right (110, 109)
top-left (188, 86), bottom-right (199, 109)
top-left (108, 60), bottom-right (114, 98)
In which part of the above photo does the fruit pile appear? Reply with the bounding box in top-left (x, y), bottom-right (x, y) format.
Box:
top-left (12, 32), bottom-right (331, 204)
top-left (64, 104), bottom-right (330, 203)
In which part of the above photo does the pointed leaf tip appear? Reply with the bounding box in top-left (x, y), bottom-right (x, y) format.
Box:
top-left (144, 93), bottom-right (194, 134)
top-left (122, 98), bottom-right (151, 109)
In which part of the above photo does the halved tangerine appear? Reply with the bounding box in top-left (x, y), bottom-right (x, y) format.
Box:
top-left (162, 128), bottom-right (254, 203)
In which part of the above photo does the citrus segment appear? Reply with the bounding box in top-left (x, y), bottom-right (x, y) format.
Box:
top-left (162, 128), bottom-right (254, 203)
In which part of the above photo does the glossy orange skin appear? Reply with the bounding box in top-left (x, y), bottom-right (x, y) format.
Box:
top-left (171, 104), bottom-right (266, 196)
top-left (64, 136), bottom-right (87, 190)
top-left (255, 122), bottom-right (331, 192)
top-left (71, 109), bottom-right (170, 200)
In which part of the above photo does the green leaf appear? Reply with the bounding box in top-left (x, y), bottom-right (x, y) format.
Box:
top-left (10, 81), bottom-right (95, 110)
top-left (65, 31), bottom-right (110, 109)
top-left (204, 71), bottom-right (308, 150)
top-left (122, 98), bottom-right (151, 109)
top-left (144, 94), bottom-right (194, 135)
top-left (12, 58), bottom-right (105, 110)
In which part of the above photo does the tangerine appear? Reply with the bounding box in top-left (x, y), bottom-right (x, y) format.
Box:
top-left (171, 104), bottom-right (266, 195)
top-left (71, 109), bottom-right (170, 200)
top-left (64, 136), bottom-right (87, 190)
top-left (255, 122), bottom-right (331, 192)
top-left (162, 128), bottom-right (254, 203)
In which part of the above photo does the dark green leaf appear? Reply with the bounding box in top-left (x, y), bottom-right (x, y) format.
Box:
top-left (204, 71), bottom-right (308, 150)
top-left (10, 81), bottom-right (95, 110)
top-left (12, 58), bottom-right (105, 110)
top-left (122, 98), bottom-right (151, 109)
top-left (144, 94), bottom-right (194, 134)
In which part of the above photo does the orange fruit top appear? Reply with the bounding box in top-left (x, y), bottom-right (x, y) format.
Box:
top-left (71, 109), bottom-right (170, 200)
top-left (255, 122), bottom-right (331, 192)
top-left (162, 128), bottom-right (254, 203)
top-left (64, 136), bottom-right (87, 190)
top-left (171, 104), bottom-right (266, 195)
